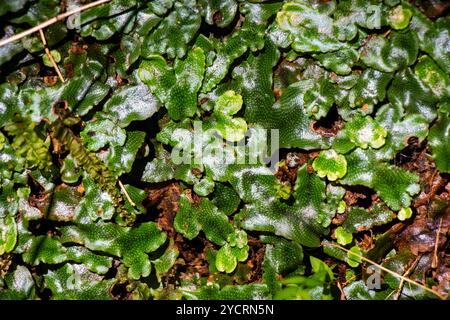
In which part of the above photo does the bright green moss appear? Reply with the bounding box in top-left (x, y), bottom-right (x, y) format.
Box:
top-left (388, 5), bottom-right (412, 30)
top-left (397, 207), bottom-right (413, 221)
top-left (344, 115), bottom-right (388, 150)
top-left (210, 90), bottom-right (248, 142)
top-left (313, 149), bottom-right (347, 181)
top-left (0, 215), bottom-right (17, 255)
top-left (335, 227), bottom-right (353, 246)
top-left (347, 245), bottom-right (362, 268)
top-left (42, 50), bottom-right (61, 67)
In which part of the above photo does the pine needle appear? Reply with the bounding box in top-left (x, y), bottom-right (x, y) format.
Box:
top-left (322, 242), bottom-right (447, 300)
top-left (39, 29), bottom-right (65, 83)
top-left (432, 216), bottom-right (443, 268)
top-left (394, 254), bottom-right (421, 300)
top-left (336, 280), bottom-right (346, 300)
top-left (118, 180), bottom-right (136, 207)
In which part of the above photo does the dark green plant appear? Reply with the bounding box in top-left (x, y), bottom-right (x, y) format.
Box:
top-left (0, 0), bottom-right (448, 301)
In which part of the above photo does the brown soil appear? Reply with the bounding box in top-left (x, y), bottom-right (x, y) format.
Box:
top-left (0, 254), bottom-right (12, 278)
top-left (395, 142), bottom-right (449, 257)
top-left (275, 151), bottom-right (313, 186)
top-left (432, 258), bottom-right (450, 296)
top-left (418, 0), bottom-right (450, 18)
top-left (275, 153), bottom-right (303, 184)
top-left (28, 186), bottom-right (52, 217)
top-left (213, 11), bottom-right (223, 25)
top-left (312, 116), bottom-right (344, 138)
top-left (175, 234), bottom-right (211, 278)
top-left (343, 190), bottom-right (366, 206)
top-left (146, 182), bottom-right (181, 238)
top-left (312, 106), bottom-right (344, 138)
top-left (397, 211), bottom-right (449, 256)
top-left (247, 235), bottom-right (265, 283)
top-left (391, 140), bottom-right (449, 296)
top-left (332, 212), bottom-right (347, 226)
top-left (336, 262), bottom-right (349, 285)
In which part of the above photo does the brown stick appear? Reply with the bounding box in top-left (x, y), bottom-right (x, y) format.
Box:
top-left (432, 216), bottom-right (443, 268)
top-left (39, 29), bottom-right (65, 83)
top-left (0, 0), bottom-right (111, 48)
top-left (394, 255), bottom-right (421, 300)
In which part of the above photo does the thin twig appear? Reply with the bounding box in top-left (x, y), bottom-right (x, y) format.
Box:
top-left (39, 29), bottom-right (65, 83)
top-left (384, 289), bottom-right (396, 300)
top-left (0, 0), bottom-right (111, 47)
top-left (336, 281), bottom-right (346, 300)
top-left (342, 274), bottom-right (357, 287)
top-left (118, 180), bottom-right (136, 207)
top-left (322, 242), bottom-right (447, 300)
top-left (394, 255), bottom-right (421, 300)
top-left (432, 216), bottom-right (443, 268)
